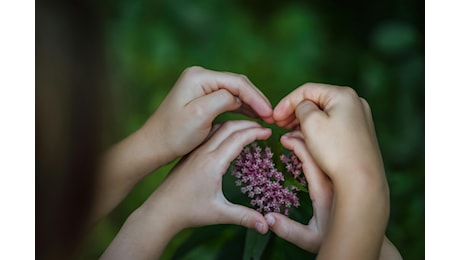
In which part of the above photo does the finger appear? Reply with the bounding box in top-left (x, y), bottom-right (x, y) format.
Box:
top-left (212, 127), bottom-right (272, 171)
top-left (186, 89), bottom-right (242, 127)
top-left (273, 83), bottom-right (327, 122)
top-left (265, 213), bottom-right (319, 252)
top-left (219, 201), bottom-right (269, 235)
top-left (201, 120), bottom-right (264, 152)
top-left (359, 98), bottom-right (382, 156)
top-left (284, 118), bottom-right (300, 130)
top-left (183, 66), bottom-right (273, 122)
top-left (281, 135), bottom-right (333, 240)
top-left (282, 130), bottom-right (304, 139)
top-left (280, 134), bottom-right (333, 208)
top-left (273, 83), bottom-right (343, 122)
top-left (360, 97), bottom-right (376, 134)
top-left (275, 114), bottom-right (297, 129)
top-left (201, 123), bottom-right (223, 145)
top-left (295, 99), bottom-right (325, 121)
top-left (233, 102), bottom-right (259, 119)
top-left (294, 100), bottom-right (328, 140)
top-left (209, 123), bottom-right (222, 136)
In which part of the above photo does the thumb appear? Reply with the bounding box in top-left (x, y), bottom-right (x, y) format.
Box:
top-left (265, 213), bottom-right (320, 253)
top-left (220, 202), bottom-right (269, 235)
top-left (295, 100), bottom-right (326, 128)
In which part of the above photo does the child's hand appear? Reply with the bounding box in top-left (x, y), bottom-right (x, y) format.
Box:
top-left (264, 131), bottom-right (402, 259)
top-left (273, 83), bottom-right (390, 259)
top-left (264, 131), bottom-right (333, 253)
top-left (274, 83), bottom-right (385, 187)
top-left (143, 66), bottom-right (273, 166)
top-left (147, 120), bottom-right (272, 231)
top-left (93, 67), bottom-right (272, 222)
top-left (101, 120), bottom-right (272, 259)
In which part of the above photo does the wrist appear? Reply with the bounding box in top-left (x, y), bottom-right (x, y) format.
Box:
top-left (102, 203), bottom-right (181, 260)
top-left (139, 119), bottom-right (178, 168)
top-left (141, 183), bottom-right (190, 232)
top-left (92, 126), bottom-right (176, 221)
top-left (318, 170), bottom-right (389, 259)
top-left (133, 202), bottom-right (183, 239)
top-left (334, 171), bottom-right (390, 230)
top-left (332, 164), bottom-right (389, 200)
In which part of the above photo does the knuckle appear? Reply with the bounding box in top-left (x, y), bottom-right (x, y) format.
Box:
top-left (236, 74), bottom-right (251, 85)
top-left (239, 213), bottom-right (249, 227)
top-left (225, 131), bottom-right (250, 152)
top-left (338, 86), bottom-right (363, 106)
top-left (182, 66), bottom-right (204, 78)
top-left (341, 86), bottom-right (358, 98)
top-left (228, 130), bottom-right (245, 142)
top-left (301, 82), bottom-right (316, 88)
top-left (238, 73), bottom-right (249, 81)
top-left (360, 97), bottom-right (372, 112)
top-left (219, 89), bottom-right (236, 102)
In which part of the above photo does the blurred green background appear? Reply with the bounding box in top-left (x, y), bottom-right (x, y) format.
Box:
top-left (80, 0), bottom-right (424, 259)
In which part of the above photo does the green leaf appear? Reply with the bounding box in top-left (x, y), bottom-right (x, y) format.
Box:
top-left (284, 176), bottom-right (308, 193)
top-left (243, 229), bottom-right (272, 260)
top-left (171, 225), bottom-right (234, 259)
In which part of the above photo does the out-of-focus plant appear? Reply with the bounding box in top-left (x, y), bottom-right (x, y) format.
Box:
top-left (79, 1), bottom-right (424, 259)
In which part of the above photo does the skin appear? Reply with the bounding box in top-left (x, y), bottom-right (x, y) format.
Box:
top-left (269, 83), bottom-right (400, 259)
top-left (266, 131), bottom-right (401, 259)
top-left (265, 131), bottom-right (333, 253)
top-left (94, 69), bottom-right (402, 259)
top-left (93, 66), bottom-right (273, 222)
top-left (101, 121), bottom-right (272, 259)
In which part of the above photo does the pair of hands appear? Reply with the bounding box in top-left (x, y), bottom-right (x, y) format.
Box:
top-left (100, 66), bottom-right (396, 259)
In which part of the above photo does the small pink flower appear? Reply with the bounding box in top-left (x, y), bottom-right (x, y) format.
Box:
top-left (281, 153), bottom-right (307, 186)
top-left (231, 143), bottom-right (307, 216)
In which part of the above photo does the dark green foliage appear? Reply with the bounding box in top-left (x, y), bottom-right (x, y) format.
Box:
top-left (243, 229), bottom-right (272, 260)
top-left (81, 0), bottom-right (424, 259)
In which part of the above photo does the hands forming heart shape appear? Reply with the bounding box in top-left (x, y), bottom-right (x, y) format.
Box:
top-left (100, 67), bottom-right (398, 260)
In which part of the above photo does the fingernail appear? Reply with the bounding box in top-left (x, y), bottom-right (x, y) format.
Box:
top-left (281, 132), bottom-right (293, 139)
top-left (255, 222), bottom-right (264, 233)
top-left (265, 214), bottom-right (275, 226)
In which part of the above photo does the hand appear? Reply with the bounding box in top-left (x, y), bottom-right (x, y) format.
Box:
top-left (147, 120), bottom-right (272, 230)
top-left (265, 131), bottom-right (402, 259)
top-left (101, 120), bottom-right (272, 259)
top-left (273, 83), bottom-right (390, 259)
top-left (265, 131), bottom-right (333, 253)
top-left (274, 83), bottom-right (385, 187)
top-left (94, 67), bottom-right (273, 221)
top-left (143, 66), bottom-right (273, 166)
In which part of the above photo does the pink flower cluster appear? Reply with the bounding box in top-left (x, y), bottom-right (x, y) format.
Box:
top-left (231, 143), bottom-right (306, 216)
top-left (280, 152), bottom-right (307, 187)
